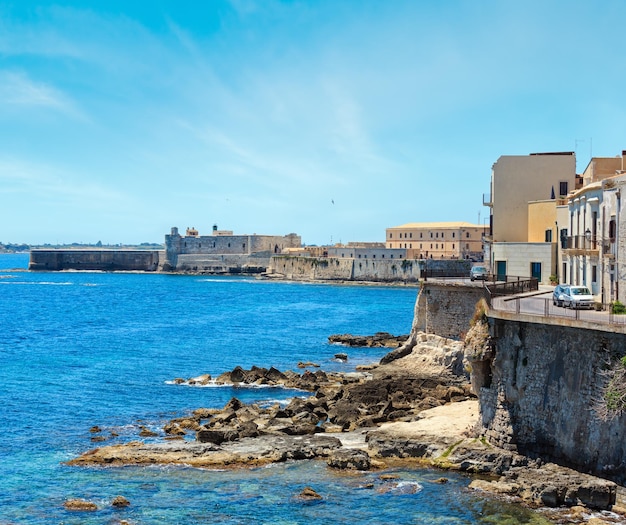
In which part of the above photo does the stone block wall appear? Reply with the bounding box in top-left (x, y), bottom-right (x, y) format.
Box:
top-left (474, 312), bottom-right (626, 482)
top-left (413, 282), bottom-right (487, 339)
top-left (29, 249), bottom-right (160, 271)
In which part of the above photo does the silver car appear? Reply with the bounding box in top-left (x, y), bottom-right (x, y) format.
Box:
top-left (559, 285), bottom-right (594, 309)
top-left (470, 266), bottom-right (488, 281)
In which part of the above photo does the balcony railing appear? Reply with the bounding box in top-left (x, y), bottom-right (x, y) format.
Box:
top-left (562, 235), bottom-right (600, 251)
top-left (482, 192), bottom-right (492, 206)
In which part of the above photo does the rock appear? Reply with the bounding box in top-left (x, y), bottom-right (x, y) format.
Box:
top-left (196, 428), bottom-right (239, 445)
top-left (139, 426), bottom-right (158, 437)
top-left (91, 436), bottom-right (107, 442)
top-left (63, 498), bottom-right (98, 511)
top-left (163, 423), bottom-right (186, 436)
top-left (298, 487), bottom-right (323, 500)
top-left (334, 353), bottom-right (348, 362)
top-left (89, 426), bottom-right (102, 433)
top-left (327, 449), bottom-right (371, 470)
top-left (329, 333), bottom-right (408, 348)
top-left (111, 495), bottom-right (130, 507)
top-left (298, 362), bottom-right (320, 368)
top-left (190, 373), bottom-right (211, 385)
top-left (432, 477), bottom-right (449, 484)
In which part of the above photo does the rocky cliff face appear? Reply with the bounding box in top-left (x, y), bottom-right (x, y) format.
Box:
top-left (467, 315), bottom-right (626, 484)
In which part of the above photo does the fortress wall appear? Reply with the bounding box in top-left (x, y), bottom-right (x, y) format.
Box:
top-left (267, 257), bottom-right (424, 282)
top-left (473, 313), bottom-right (626, 482)
top-left (173, 254), bottom-right (270, 273)
top-left (170, 234), bottom-right (301, 257)
top-left (413, 282), bottom-right (487, 339)
top-left (29, 250), bottom-right (160, 271)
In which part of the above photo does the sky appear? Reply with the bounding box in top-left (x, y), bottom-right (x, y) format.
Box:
top-left (1, 0), bottom-right (625, 246)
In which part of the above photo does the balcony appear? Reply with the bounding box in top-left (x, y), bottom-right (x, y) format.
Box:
top-left (483, 192), bottom-right (493, 207)
top-left (562, 235), bottom-right (603, 255)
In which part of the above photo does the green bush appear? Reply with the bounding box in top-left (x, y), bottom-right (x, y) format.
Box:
top-left (611, 301), bottom-right (626, 314)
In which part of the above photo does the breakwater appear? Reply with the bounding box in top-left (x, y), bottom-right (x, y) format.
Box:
top-left (29, 249), bottom-right (162, 271)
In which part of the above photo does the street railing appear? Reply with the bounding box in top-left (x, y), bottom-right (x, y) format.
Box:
top-left (490, 296), bottom-right (626, 326)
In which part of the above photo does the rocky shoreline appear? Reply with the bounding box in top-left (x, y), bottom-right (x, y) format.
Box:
top-left (67, 332), bottom-right (625, 523)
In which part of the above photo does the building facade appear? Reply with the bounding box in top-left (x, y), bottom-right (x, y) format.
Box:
top-left (385, 222), bottom-right (484, 260)
top-left (562, 151), bottom-right (626, 303)
top-left (483, 152), bottom-right (578, 283)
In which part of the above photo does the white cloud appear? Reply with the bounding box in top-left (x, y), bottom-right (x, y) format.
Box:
top-left (0, 71), bottom-right (86, 119)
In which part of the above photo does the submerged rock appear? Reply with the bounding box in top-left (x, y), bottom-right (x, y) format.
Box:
top-left (63, 499), bottom-right (98, 511)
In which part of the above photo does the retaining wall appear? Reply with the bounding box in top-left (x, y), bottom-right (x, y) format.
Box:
top-left (473, 312), bottom-right (626, 482)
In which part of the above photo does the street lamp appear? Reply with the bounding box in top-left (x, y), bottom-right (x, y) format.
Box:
top-left (585, 228), bottom-right (591, 241)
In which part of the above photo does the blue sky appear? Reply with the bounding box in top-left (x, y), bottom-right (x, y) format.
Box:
top-left (1, 0), bottom-right (625, 246)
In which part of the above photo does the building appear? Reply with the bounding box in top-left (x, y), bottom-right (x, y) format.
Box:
top-left (386, 222), bottom-right (484, 260)
top-left (562, 151), bottom-right (626, 303)
top-left (483, 152), bottom-right (578, 283)
top-left (327, 242), bottom-right (406, 260)
top-left (163, 226), bottom-right (301, 272)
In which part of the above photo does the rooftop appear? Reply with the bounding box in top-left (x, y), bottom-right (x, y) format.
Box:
top-left (388, 221), bottom-right (484, 230)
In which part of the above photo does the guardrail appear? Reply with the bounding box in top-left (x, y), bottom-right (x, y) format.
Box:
top-left (490, 295), bottom-right (626, 326)
top-left (485, 276), bottom-right (538, 299)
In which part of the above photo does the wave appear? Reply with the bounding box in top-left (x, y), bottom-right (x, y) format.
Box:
top-left (0, 281), bottom-right (74, 286)
top-left (164, 379), bottom-right (304, 392)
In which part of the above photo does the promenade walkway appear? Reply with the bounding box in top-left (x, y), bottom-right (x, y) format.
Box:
top-left (490, 286), bottom-right (626, 327)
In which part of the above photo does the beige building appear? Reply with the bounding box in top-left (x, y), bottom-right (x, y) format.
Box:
top-left (386, 222), bottom-right (484, 260)
top-left (484, 151), bottom-right (578, 283)
top-left (486, 152), bottom-right (578, 243)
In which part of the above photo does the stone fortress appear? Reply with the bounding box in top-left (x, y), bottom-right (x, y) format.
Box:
top-left (162, 225), bottom-right (301, 274)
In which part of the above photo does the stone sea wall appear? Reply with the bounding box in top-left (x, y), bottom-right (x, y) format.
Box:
top-left (266, 257), bottom-right (470, 283)
top-left (412, 281), bottom-right (486, 339)
top-left (29, 249), bottom-right (161, 271)
top-left (471, 311), bottom-right (626, 483)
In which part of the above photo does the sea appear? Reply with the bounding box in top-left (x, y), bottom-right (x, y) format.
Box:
top-left (0, 253), bottom-right (554, 524)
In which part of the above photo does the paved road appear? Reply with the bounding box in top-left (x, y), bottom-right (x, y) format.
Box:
top-left (491, 290), bottom-right (626, 327)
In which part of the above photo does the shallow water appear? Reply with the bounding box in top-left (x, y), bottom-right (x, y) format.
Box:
top-left (0, 253), bottom-right (553, 524)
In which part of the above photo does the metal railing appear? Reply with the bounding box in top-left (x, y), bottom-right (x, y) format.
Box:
top-left (485, 276), bottom-right (539, 299)
top-left (562, 235), bottom-right (600, 251)
top-left (490, 295), bottom-right (626, 326)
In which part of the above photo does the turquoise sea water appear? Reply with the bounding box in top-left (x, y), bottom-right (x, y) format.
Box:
top-left (0, 253), bottom-right (551, 524)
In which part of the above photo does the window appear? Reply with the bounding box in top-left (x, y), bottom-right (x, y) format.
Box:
top-left (559, 181), bottom-right (568, 197)
top-left (435, 243), bottom-right (438, 249)
top-left (592, 265), bottom-right (597, 283)
top-left (409, 244), bottom-right (412, 248)
top-left (373, 254), bottom-right (376, 259)
top-left (430, 232), bottom-right (433, 238)
top-left (466, 243), bottom-right (469, 249)
top-left (466, 232), bottom-right (470, 238)
top-left (409, 233), bottom-right (413, 238)
top-left (389, 233), bottom-right (393, 239)
top-left (609, 218), bottom-right (617, 240)
top-left (452, 244), bottom-right (455, 249)
top-left (430, 244), bottom-right (433, 249)
top-left (545, 230), bottom-right (552, 242)
top-left (420, 232), bottom-right (423, 238)
top-left (452, 232), bottom-right (455, 238)
top-left (420, 244), bottom-right (422, 249)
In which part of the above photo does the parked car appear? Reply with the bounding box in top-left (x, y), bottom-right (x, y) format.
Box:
top-left (470, 266), bottom-right (488, 281)
top-left (552, 284), bottom-right (566, 307)
top-left (558, 285), bottom-right (594, 309)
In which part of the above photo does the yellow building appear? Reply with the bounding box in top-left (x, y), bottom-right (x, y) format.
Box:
top-left (386, 221), bottom-right (484, 260)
